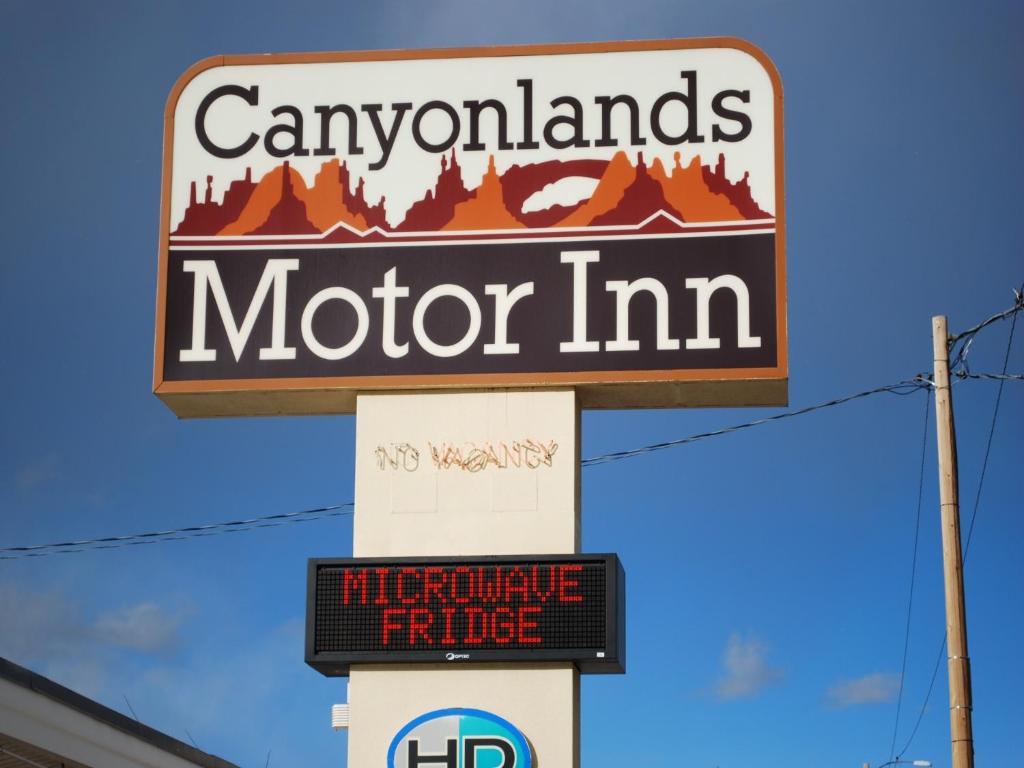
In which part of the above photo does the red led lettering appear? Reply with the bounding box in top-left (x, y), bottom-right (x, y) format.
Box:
top-left (397, 567), bottom-right (421, 605)
top-left (504, 566), bottom-right (530, 602)
top-left (409, 608), bottom-right (433, 645)
top-left (518, 606), bottom-right (542, 644)
top-left (382, 608), bottom-right (405, 645)
top-left (342, 570), bottom-right (367, 605)
top-left (374, 568), bottom-right (390, 605)
top-left (477, 566), bottom-right (502, 604)
top-left (423, 567), bottom-right (447, 603)
top-left (531, 565), bottom-right (555, 602)
top-left (465, 607), bottom-right (485, 644)
top-left (324, 559), bottom-right (606, 657)
top-left (441, 607), bottom-right (456, 645)
top-left (559, 564), bottom-right (583, 602)
top-left (452, 566), bottom-right (473, 604)
top-left (493, 607), bottom-right (515, 644)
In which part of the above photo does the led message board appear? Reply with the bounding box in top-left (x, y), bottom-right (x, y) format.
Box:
top-left (306, 554), bottom-right (624, 675)
top-left (155, 39), bottom-right (786, 417)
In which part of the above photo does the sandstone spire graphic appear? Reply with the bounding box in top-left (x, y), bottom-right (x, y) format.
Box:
top-left (649, 152), bottom-right (743, 222)
top-left (302, 158), bottom-right (368, 232)
top-left (249, 161), bottom-right (318, 235)
top-left (339, 161), bottom-right (388, 230)
top-left (555, 150), bottom-right (637, 228)
top-left (444, 155), bottom-right (524, 231)
top-left (702, 153), bottom-right (769, 219)
top-left (589, 152), bottom-right (685, 226)
top-left (173, 168), bottom-right (255, 235)
top-left (395, 150), bottom-right (472, 231)
top-left (173, 150), bottom-right (772, 238)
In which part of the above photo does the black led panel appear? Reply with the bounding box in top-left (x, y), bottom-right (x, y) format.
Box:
top-left (305, 554), bottom-right (625, 675)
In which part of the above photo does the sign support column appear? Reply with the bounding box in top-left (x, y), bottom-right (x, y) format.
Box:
top-left (153, 38), bottom-right (788, 767)
top-left (347, 388), bottom-right (581, 767)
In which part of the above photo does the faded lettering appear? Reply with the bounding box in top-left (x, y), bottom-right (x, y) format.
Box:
top-left (429, 439), bottom-right (558, 472)
top-left (373, 439), bottom-right (558, 472)
top-left (374, 442), bottom-right (420, 471)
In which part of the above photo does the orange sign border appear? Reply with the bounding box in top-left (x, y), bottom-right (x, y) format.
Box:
top-left (154, 37), bottom-right (786, 417)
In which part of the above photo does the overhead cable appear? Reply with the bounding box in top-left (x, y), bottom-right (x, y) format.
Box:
top-left (957, 371), bottom-right (1023, 382)
top-left (1, 379), bottom-right (929, 560)
top-left (0, 504), bottom-right (353, 560)
top-left (948, 288), bottom-right (1023, 373)
top-left (888, 387), bottom-right (932, 762)
top-left (3, 290), bottom-right (1019, 563)
top-left (579, 378), bottom-right (929, 467)
top-left (963, 292), bottom-right (1019, 559)
top-left (895, 289), bottom-right (1019, 760)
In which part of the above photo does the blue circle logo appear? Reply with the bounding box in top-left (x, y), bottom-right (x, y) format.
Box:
top-left (388, 707), bottom-right (532, 768)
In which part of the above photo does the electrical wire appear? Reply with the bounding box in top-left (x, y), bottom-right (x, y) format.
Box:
top-left (0, 504), bottom-right (353, 560)
top-left (888, 387), bottom-right (931, 762)
top-left (894, 293), bottom-right (1019, 760)
top-left (1, 379), bottom-right (929, 561)
top-left (1, 297), bottom-right (1018, 563)
top-left (580, 378), bottom-right (929, 467)
top-left (963, 296), bottom-right (1018, 560)
top-left (957, 371), bottom-right (1024, 382)
top-left (896, 635), bottom-right (946, 760)
top-left (948, 289), bottom-right (1023, 373)
top-left (4, 294), bottom-right (1020, 768)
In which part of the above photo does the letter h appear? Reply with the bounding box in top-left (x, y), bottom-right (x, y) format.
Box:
top-left (408, 738), bottom-right (457, 768)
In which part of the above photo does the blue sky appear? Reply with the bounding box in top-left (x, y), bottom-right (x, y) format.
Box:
top-left (1, 2), bottom-right (1021, 767)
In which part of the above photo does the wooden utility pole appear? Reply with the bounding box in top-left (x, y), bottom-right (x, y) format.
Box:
top-left (932, 315), bottom-right (975, 768)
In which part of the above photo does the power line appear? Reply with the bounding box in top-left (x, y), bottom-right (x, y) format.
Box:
top-left (894, 296), bottom-right (1019, 760)
top-left (1, 379), bottom-right (929, 561)
top-left (888, 387), bottom-right (931, 762)
top-left (0, 504), bottom-right (353, 560)
top-left (2, 295), bottom-right (1019, 563)
top-left (1, 366), bottom-right (1013, 563)
top-left (957, 371), bottom-right (1024, 382)
top-left (948, 288), bottom-right (1023, 373)
top-left (897, 635), bottom-right (946, 760)
top-left (580, 378), bottom-right (929, 467)
top-left (963, 295), bottom-right (1018, 560)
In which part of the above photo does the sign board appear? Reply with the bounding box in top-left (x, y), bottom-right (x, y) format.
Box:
top-left (305, 554), bottom-right (625, 675)
top-left (155, 39), bottom-right (786, 417)
top-left (388, 708), bottom-right (532, 768)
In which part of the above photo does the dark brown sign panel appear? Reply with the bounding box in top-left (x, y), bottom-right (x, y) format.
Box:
top-left (155, 40), bottom-right (786, 416)
top-left (305, 554), bottom-right (625, 675)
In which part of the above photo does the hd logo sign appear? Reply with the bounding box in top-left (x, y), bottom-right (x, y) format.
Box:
top-left (388, 708), bottom-right (532, 768)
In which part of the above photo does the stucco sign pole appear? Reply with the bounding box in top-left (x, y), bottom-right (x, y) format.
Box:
top-left (156, 38), bottom-right (784, 766)
top-left (349, 389), bottom-right (583, 765)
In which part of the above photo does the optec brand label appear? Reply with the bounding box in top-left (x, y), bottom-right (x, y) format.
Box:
top-left (155, 39), bottom-right (786, 417)
top-left (388, 708), bottom-right (531, 768)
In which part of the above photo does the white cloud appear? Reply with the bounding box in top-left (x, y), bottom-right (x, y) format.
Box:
top-left (714, 633), bottom-right (784, 700)
top-left (0, 582), bottom-right (188, 698)
top-left (94, 602), bottom-right (185, 653)
top-left (0, 580), bottom-right (307, 763)
top-left (826, 672), bottom-right (900, 707)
